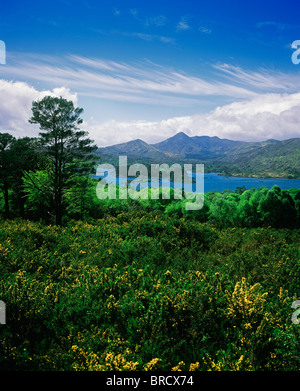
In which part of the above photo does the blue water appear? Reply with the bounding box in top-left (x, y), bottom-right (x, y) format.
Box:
top-left (93, 170), bottom-right (300, 193)
top-left (201, 172), bottom-right (300, 193)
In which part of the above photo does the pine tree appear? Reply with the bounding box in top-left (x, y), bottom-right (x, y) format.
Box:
top-left (29, 96), bottom-right (98, 224)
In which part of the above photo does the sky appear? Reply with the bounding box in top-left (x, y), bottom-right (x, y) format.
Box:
top-left (1, 0), bottom-right (300, 146)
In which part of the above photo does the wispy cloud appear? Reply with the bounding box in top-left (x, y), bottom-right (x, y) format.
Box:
top-left (92, 27), bottom-right (174, 45)
top-left (176, 16), bottom-right (191, 31)
top-left (122, 31), bottom-right (175, 44)
top-left (1, 56), bottom-right (300, 147)
top-left (3, 53), bottom-right (300, 110)
top-left (256, 21), bottom-right (300, 31)
top-left (1, 77), bottom-right (300, 147)
top-left (145, 15), bottom-right (167, 27)
top-left (198, 26), bottom-right (212, 34)
top-left (213, 63), bottom-right (300, 92)
top-left (130, 8), bottom-right (139, 19)
top-left (1, 53), bottom-right (264, 107)
top-left (129, 8), bottom-right (167, 28)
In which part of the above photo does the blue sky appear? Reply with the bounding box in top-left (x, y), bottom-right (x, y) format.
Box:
top-left (1, 0), bottom-right (300, 146)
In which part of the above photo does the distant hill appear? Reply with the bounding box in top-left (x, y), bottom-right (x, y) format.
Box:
top-left (98, 132), bottom-right (247, 162)
top-left (218, 138), bottom-right (300, 178)
top-left (152, 132), bottom-right (246, 160)
top-left (96, 132), bottom-right (300, 179)
top-left (152, 132), bottom-right (202, 155)
top-left (97, 138), bottom-right (181, 163)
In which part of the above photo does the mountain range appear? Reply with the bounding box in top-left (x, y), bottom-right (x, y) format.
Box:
top-left (96, 132), bottom-right (300, 179)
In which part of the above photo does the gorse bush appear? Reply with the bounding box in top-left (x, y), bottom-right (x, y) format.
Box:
top-left (0, 214), bottom-right (299, 371)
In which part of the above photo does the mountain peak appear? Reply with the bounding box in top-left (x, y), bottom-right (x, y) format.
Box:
top-left (127, 138), bottom-right (147, 145)
top-left (172, 131), bottom-right (191, 139)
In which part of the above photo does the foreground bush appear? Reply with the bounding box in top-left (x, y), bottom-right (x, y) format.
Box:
top-left (0, 213), bottom-right (299, 370)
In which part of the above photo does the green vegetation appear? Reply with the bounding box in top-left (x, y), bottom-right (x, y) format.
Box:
top-left (0, 97), bottom-right (299, 371)
top-left (0, 96), bottom-right (97, 225)
top-left (28, 96), bottom-right (98, 225)
top-left (0, 183), bottom-right (299, 371)
top-left (0, 213), bottom-right (299, 370)
top-left (98, 132), bottom-right (300, 179)
top-left (216, 138), bottom-right (300, 179)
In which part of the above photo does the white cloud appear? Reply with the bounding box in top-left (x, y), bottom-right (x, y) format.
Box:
top-left (214, 63), bottom-right (300, 91)
top-left (0, 79), bottom-right (77, 138)
top-left (0, 54), bottom-right (259, 107)
top-left (122, 32), bottom-right (175, 44)
top-left (146, 15), bottom-right (167, 27)
top-left (129, 9), bottom-right (167, 28)
top-left (0, 79), bottom-right (299, 148)
top-left (1, 55), bottom-right (300, 148)
top-left (256, 21), bottom-right (300, 31)
top-left (86, 92), bottom-right (300, 147)
top-left (176, 17), bottom-right (190, 31)
top-left (198, 26), bottom-right (212, 34)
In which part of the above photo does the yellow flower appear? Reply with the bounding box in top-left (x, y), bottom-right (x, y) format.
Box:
top-left (189, 362), bottom-right (200, 371)
top-left (144, 358), bottom-right (161, 371)
top-left (172, 361), bottom-right (185, 371)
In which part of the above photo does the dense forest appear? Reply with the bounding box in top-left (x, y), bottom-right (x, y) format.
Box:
top-left (0, 96), bottom-right (299, 371)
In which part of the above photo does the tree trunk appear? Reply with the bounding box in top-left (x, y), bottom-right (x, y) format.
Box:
top-left (55, 187), bottom-right (63, 225)
top-left (19, 190), bottom-right (25, 218)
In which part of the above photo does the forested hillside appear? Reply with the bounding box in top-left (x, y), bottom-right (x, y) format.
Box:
top-left (98, 132), bottom-right (300, 179)
top-left (217, 138), bottom-right (300, 179)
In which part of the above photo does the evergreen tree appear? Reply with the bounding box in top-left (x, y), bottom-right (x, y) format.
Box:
top-left (0, 133), bottom-right (16, 217)
top-left (29, 96), bottom-right (98, 225)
